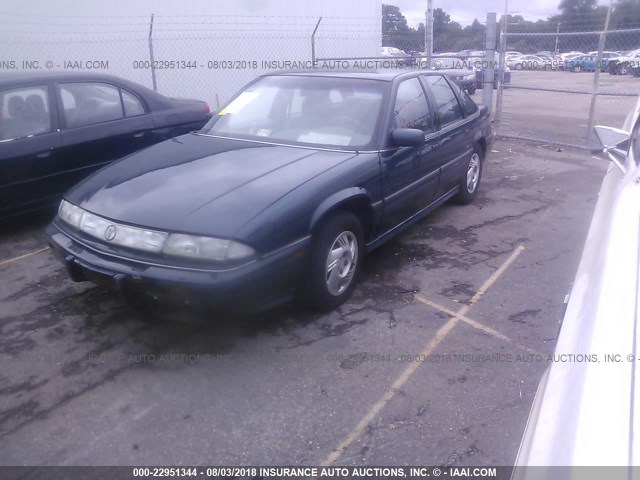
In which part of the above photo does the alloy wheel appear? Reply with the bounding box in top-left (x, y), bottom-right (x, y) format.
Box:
top-left (466, 153), bottom-right (481, 193)
top-left (325, 231), bottom-right (358, 296)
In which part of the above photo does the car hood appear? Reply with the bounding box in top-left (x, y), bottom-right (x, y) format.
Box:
top-left (65, 133), bottom-right (357, 237)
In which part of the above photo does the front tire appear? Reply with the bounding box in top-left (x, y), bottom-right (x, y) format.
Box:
top-left (573, 64), bottom-right (582, 72)
top-left (453, 145), bottom-right (483, 205)
top-left (301, 211), bottom-right (364, 311)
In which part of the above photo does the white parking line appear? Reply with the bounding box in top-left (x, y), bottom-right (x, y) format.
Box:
top-left (0, 247), bottom-right (50, 267)
top-left (320, 244), bottom-right (525, 466)
top-left (414, 294), bottom-right (543, 356)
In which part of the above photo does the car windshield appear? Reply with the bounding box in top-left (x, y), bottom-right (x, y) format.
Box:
top-left (202, 75), bottom-right (386, 149)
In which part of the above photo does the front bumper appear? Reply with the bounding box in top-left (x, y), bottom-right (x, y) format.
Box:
top-left (46, 221), bottom-right (309, 312)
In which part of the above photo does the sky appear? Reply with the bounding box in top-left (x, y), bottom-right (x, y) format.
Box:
top-left (391, 0), bottom-right (575, 27)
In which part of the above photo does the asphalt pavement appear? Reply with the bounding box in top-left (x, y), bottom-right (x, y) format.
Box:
top-left (0, 138), bottom-right (608, 467)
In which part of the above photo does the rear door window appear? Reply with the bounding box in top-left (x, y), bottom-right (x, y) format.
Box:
top-left (59, 82), bottom-right (124, 129)
top-left (423, 75), bottom-right (464, 127)
top-left (445, 78), bottom-right (478, 117)
top-left (0, 85), bottom-right (51, 141)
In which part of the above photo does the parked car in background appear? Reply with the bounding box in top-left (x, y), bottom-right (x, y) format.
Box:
top-left (607, 48), bottom-right (640, 75)
top-left (0, 72), bottom-right (211, 220)
top-left (587, 50), bottom-right (621, 58)
top-left (536, 52), bottom-right (563, 70)
top-left (508, 55), bottom-right (545, 70)
top-left (560, 51), bottom-right (584, 61)
top-left (457, 50), bottom-right (485, 58)
top-left (466, 56), bottom-right (511, 89)
top-left (514, 95), bottom-right (640, 470)
top-left (46, 70), bottom-right (493, 313)
top-left (381, 47), bottom-right (407, 57)
top-left (565, 54), bottom-right (601, 72)
top-left (566, 52), bottom-right (620, 72)
top-left (431, 57), bottom-right (478, 94)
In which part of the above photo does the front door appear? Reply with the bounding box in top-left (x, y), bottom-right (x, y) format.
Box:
top-left (422, 75), bottom-right (475, 197)
top-left (379, 77), bottom-right (441, 233)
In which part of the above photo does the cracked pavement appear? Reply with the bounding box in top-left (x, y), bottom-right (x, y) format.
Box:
top-left (0, 139), bottom-right (607, 466)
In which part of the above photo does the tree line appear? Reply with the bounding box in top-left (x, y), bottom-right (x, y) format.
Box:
top-left (382, 0), bottom-right (640, 54)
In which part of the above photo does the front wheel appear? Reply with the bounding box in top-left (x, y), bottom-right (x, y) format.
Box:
top-left (301, 211), bottom-right (364, 311)
top-left (453, 146), bottom-right (483, 205)
top-left (573, 64), bottom-right (582, 72)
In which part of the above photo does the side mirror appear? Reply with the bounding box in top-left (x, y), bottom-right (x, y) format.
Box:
top-left (391, 128), bottom-right (425, 147)
top-left (590, 125), bottom-right (630, 174)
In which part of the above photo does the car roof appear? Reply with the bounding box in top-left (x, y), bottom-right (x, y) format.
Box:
top-left (0, 71), bottom-right (146, 89)
top-left (264, 69), bottom-right (449, 82)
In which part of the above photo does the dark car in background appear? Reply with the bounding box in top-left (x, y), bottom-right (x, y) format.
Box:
top-left (46, 70), bottom-right (493, 313)
top-left (607, 48), bottom-right (640, 75)
top-left (466, 57), bottom-right (512, 90)
top-left (0, 72), bottom-right (211, 220)
top-left (431, 57), bottom-right (478, 94)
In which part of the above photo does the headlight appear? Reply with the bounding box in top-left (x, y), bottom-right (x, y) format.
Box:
top-left (163, 234), bottom-right (255, 261)
top-left (58, 200), bottom-right (255, 262)
top-left (58, 199), bottom-right (83, 228)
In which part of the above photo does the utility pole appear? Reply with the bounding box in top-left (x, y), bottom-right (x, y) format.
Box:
top-left (495, 0), bottom-right (508, 133)
top-left (148, 14), bottom-right (157, 92)
top-left (554, 22), bottom-right (561, 52)
top-left (425, 0), bottom-right (433, 68)
top-left (587, 0), bottom-right (613, 146)
top-left (483, 13), bottom-right (497, 111)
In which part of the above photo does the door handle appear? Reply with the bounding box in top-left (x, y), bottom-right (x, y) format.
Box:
top-left (133, 131), bottom-right (145, 138)
top-left (36, 151), bottom-right (51, 159)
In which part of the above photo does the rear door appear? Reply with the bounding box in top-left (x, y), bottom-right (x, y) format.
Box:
top-left (0, 83), bottom-right (63, 218)
top-left (422, 75), bottom-right (475, 198)
top-left (379, 76), bottom-right (441, 232)
top-left (55, 81), bottom-right (156, 190)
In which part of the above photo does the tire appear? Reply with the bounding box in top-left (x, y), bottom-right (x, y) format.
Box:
top-left (467, 84), bottom-right (476, 95)
top-left (301, 211), bottom-right (364, 311)
top-left (515, 64), bottom-right (522, 70)
top-left (453, 145), bottom-right (483, 205)
top-left (573, 64), bottom-right (582, 72)
top-left (619, 64), bottom-right (629, 75)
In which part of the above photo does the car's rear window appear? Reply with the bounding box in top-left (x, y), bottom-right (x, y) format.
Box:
top-left (202, 75), bottom-right (387, 150)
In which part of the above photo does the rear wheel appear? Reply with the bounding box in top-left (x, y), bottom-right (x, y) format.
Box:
top-left (619, 63), bottom-right (629, 75)
top-left (301, 211), bottom-right (364, 311)
top-left (453, 145), bottom-right (483, 205)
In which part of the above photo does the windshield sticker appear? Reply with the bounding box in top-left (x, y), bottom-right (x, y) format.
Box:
top-left (297, 132), bottom-right (352, 146)
top-left (218, 92), bottom-right (257, 115)
top-left (255, 128), bottom-right (272, 137)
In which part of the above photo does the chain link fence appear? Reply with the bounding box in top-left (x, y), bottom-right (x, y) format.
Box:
top-left (496, 20), bottom-right (640, 148)
top-left (0, 14), bottom-right (380, 109)
top-left (2, 9), bottom-right (638, 150)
